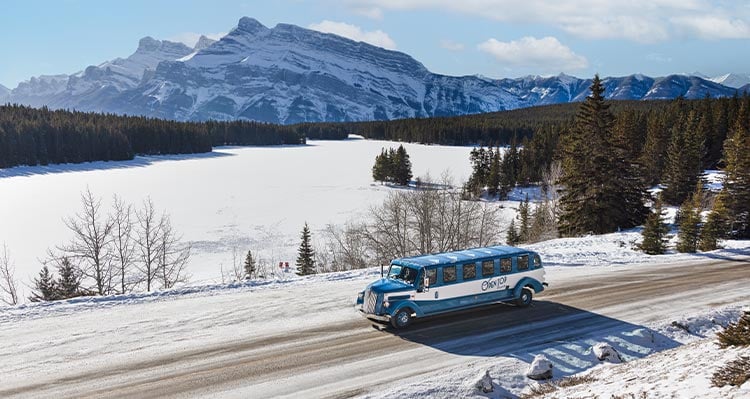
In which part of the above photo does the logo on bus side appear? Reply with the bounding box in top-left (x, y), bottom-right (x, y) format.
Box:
top-left (481, 276), bottom-right (507, 291)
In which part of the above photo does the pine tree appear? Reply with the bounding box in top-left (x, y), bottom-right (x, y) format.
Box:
top-left (558, 75), bottom-right (648, 236)
top-left (499, 141), bottom-right (517, 198)
top-left (29, 265), bottom-right (57, 302)
top-left (517, 194), bottom-right (531, 243)
top-left (393, 145), bottom-right (413, 186)
top-left (487, 147), bottom-right (501, 197)
top-left (506, 219), bottom-right (519, 245)
top-left (243, 250), bottom-right (256, 279)
top-left (296, 222), bottom-right (316, 276)
top-left (372, 148), bottom-right (389, 183)
top-left (662, 111), bottom-right (705, 205)
top-left (640, 195), bottom-right (669, 255)
top-left (722, 104), bottom-right (750, 238)
top-left (56, 257), bottom-right (80, 299)
top-left (676, 183), bottom-right (703, 253)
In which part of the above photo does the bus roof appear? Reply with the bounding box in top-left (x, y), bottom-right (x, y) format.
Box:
top-left (392, 245), bottom-right (534, 268)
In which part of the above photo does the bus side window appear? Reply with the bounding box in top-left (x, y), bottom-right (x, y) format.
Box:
top-left (462, 263), bottom-right (476, 281)
top-left (481, 260), bottom-right (494, 277)
top-left (500, 258), bottom-right (512, 273)
top-left (443, 265), bottom-right (457, 284)
top-left (518, 255), bottom-right (529, 271)
top-left (533, 254), bottom-right (542, 268)
top-left (426, 268), bottom-right (437, 285)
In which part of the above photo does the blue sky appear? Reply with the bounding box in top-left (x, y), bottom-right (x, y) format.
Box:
top-left (2, 0), bottom-right (750, 88)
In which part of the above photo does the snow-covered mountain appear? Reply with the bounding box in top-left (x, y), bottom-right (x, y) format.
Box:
top-left (6, 17), bottom-right (745, 123)
top-left (0, 84), bottom-right (9, 103)
top-left (710, 73), bottom-right (750, 89)
top-left (8, 37), bottom-right (196, 110)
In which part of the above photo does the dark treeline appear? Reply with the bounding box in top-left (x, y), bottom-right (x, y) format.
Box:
top-left (340, 100), bottom-right (675, 146)
top-left (0, 105), bottom-right (349, 169)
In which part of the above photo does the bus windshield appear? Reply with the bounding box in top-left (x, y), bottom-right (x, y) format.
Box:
top-left (387, 264), bottom-right (418, 285)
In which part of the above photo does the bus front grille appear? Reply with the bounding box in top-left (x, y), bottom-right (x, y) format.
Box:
top-left (364, 290), bottom-right (377, 314)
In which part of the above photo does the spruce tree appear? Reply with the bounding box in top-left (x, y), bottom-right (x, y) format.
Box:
top-left (722, 104), bottom-right (750, 238)
top-left (295, 222), bottom-right (316, 276)
top-left (372, 148), bottom-right (389, 183)
top-left (243, 250), bottom-right (256, 279)
top-left (640, 195), bottom-right (669, 255)
top-left (56, 257), bottom-right (80, 299)
top-left (506, 219), bottom-right (519, 246)
top-left (487, 147), bottom-right (501, 197)
top-left (393, 145), bottom-right (413, 186)
top-left (518, 194), bottom-right (531, 243)
top-left (29, 265), bottom-right (57, 302)
top-left (662, 111), bottom-right (705, 205)
top-left (676, 184), bottom-right (703, 253)
top-left (558, 75), bottom-right (648, 236)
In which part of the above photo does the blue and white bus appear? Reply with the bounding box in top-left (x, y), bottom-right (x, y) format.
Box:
top-left (356, 245), bottom-right (547, 329)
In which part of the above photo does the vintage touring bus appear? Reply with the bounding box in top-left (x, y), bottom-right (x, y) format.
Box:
top-left (356, 245), bottom-right (547, 329)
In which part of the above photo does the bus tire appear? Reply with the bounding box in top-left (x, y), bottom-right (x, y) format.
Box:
top-left (515, 288), bottom-right (533, 307)
top-left (391, 308), bottom-right (413, 329)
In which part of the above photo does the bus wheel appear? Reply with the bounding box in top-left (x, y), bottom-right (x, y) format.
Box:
top-left (515, 288), bottom-right (533, 307)
top-left (392, 308), bottom-right (412, 329)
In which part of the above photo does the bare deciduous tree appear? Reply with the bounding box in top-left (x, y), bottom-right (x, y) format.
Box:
top-left (135, 197), bottom-right (162, 291)
top-left (59, 188), bottom-right (115, 296)
top-left (155, 215), bottom-right (190, 289)
top-left (111, 195), bottom-right (136, 293)
top-left (357, 174), bottom-right (502, 264)
top-left (0, 243), bottom-right (19, 305)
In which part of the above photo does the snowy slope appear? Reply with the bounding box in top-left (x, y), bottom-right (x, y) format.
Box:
top-left (7, 37), bottom-right (195, 111)
top-left (0, 83), bottom-right (9, 102)
top-left (710, 73), bottom-right (750, 89)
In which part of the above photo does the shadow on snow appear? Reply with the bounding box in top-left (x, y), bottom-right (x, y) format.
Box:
top-left (389, 300), bottom-right (681, 378)
top-left (0, 151), bottom-right (233, 179)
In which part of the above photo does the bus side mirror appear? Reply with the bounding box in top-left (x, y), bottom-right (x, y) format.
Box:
top-left (423, 275), bottom-right (430, 292)
top-left (381, 264), bottom-right (385, 278)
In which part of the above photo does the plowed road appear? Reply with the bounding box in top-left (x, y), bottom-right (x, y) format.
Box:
top-left (2, 256), bottom-right (748, 398)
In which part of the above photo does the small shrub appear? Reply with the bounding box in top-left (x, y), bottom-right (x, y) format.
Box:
top-left (521, 375), bottom-right (596, 398)
top-left (716, 311), bottom-right (750, 349)
top-left (711, 356), bottom-right (750, 388)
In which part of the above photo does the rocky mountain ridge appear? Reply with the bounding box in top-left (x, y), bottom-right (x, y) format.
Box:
top-left (5, 17), bottom-right (746, 123)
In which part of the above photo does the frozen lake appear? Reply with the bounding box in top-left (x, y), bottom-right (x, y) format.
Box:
top-left (0, 136), bottom-right (474, 291)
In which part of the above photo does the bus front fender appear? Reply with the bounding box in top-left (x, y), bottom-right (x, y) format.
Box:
top-left (389, 300), bottom-right (424, 318)
top-left (513, 278), bottom-right (545, 296)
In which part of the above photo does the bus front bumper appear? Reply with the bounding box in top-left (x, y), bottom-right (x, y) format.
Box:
top-left (358, 308), bottom-right (391, 323)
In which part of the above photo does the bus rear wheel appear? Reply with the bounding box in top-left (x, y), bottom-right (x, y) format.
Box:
top-left (515, 288), bottom-right (533, 307)
top-left (391, 308), bottom-right (412, 329)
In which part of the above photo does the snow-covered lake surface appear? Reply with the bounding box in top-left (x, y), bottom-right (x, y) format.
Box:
top-left (0, 137), bottom-right (474, 292)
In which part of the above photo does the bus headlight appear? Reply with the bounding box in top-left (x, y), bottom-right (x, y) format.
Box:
top-left (357, 292), bottom-right (364, 300)
top-left (384, 301), bottom-right (390, 308)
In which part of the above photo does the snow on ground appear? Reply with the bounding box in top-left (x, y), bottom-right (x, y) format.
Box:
top-left (0, 136), bottom-right (474, 297)
top-left (363, 305), bottom-right (750, 399)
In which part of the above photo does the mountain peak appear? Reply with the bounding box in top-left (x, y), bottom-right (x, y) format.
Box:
top-left (236, 17), bottom-right (267, 34)
top-left (137, 36), bottom-right (161, 51)
top-left (194, 35), bottom-right (216, 51)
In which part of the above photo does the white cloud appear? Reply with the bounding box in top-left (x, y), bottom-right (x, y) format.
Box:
top-left (646, 53), bottom-right (673, 64)
top-left (352, 6), bottom-right (384, 20)
top-left (440, 39), bottom-right (465, 51)
top-left (308, 20), bottom-right (397, 49)
top-left (672, 15), bottom-right (750, 39)
top-left (347, 0), bottom-right (750, 42)
top-left (169, 32), bottom-right (226, 47)
top-left (478, 36), bottom-right (588, 72)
